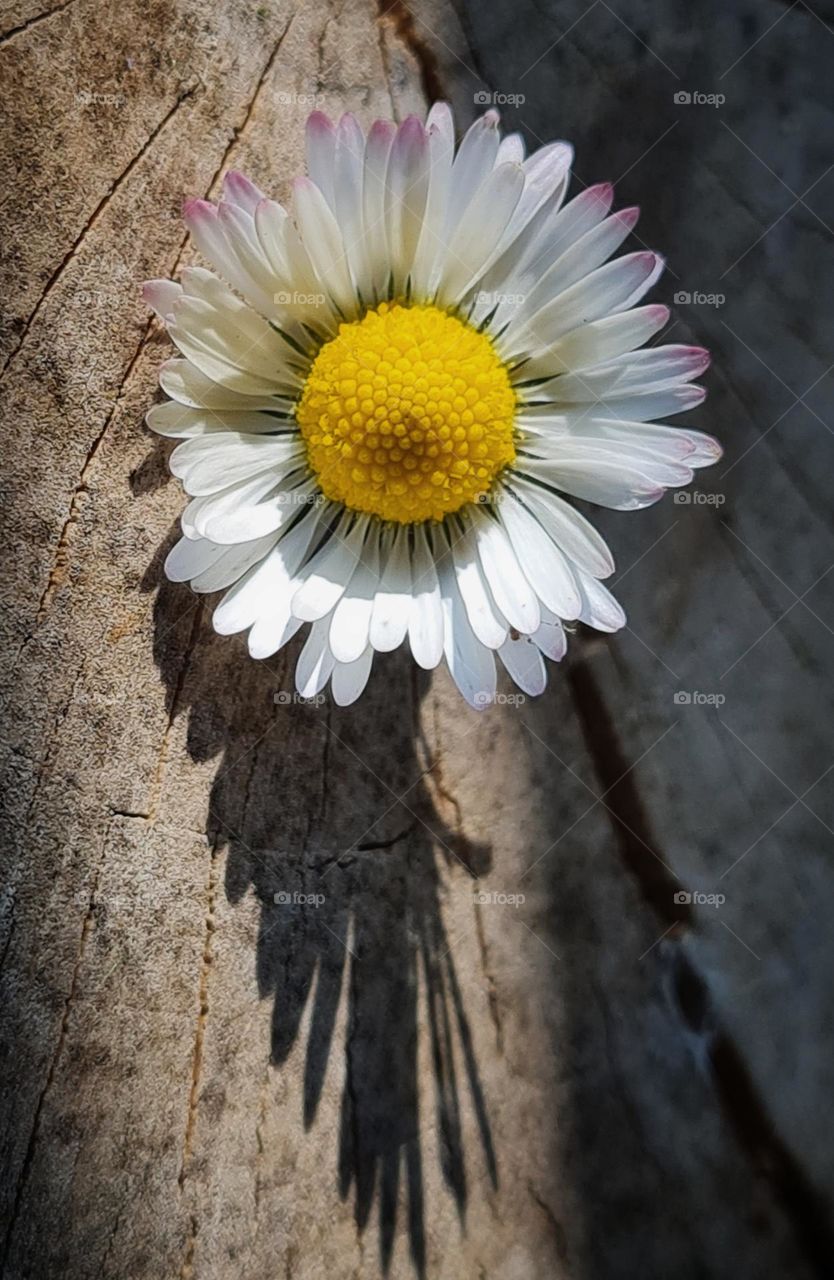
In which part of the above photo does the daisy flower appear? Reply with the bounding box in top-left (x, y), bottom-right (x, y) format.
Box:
top-left (144, 104), bottom-right (719, 708)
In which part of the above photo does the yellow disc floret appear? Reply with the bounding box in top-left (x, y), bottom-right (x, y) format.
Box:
top-left (296, 302), bottom-right (516, 524)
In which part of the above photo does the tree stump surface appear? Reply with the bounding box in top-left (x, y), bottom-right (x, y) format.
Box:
top-left (1, 0), bottom-right (833, 1277)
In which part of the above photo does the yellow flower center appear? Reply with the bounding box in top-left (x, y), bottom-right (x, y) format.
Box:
top-left (296, 302), bottom-right (516, 524)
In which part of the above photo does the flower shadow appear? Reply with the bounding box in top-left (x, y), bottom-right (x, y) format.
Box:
top-left (147, 554), bottom-right (497, 1277)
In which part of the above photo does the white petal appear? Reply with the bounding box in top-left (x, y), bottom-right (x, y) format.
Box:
top-left (574, 385), bottom-right (706, 423)
top-left (169, 268), bottom-right (301, 396)
top-left (471, 509), bottom-right (540, 634)
top-left (576, 570), bottom-right (626, 632)
top-left (213, 507), bottom-right (324, 636)
top-left (143, 279), bottom-right (181, 320)
top-left (183, 198), bottom-right (277, 318)
top-left (523, 304), bottom-right (670, 380)
top-left (362, 119), bottom-right (396, 299)
top-left (445, 111), bottom-right (501, 240)
top-left (507, 477), bottom-right (615, 577)
top-left (532, 610), bottom-right (567, 661)
top-left (331, 647), bottom-right (374, 706)
top-left (292, 177), bottom-right (355, 314)
top-left (408, 524), bottom-right (444, 670)
top-left (503, 252), bottom-right (662, 356)
top-left (169, 432), bottom-right (300, 495)
top-left (305, 112), bottom-right (337, 209)
top-left (519, 208), bottom-right (640, 320)
top-left (438, 549), bottom-right (497, 710)
top-left (158, 358), bottom-right (285, 411)
top-left (191, 532), bottom-right (278, 593)
top-left (496, 132), bottom-right (525, 165)
top-left (292, 515), bottom-right (370, 622)
top-left (332, 113), bottom-right (371, 296)
top-left (475, 183), bottom-right (613, 326)
top-left (385, 116), bottom-right (429, 289)
top-left (296, 618), bottom-right (336, 698)
top-left (518, 455), bottom-right (665, 511)
top-left (494, 141), bottom-right (573, 262)
top-left (148, 402), bottom-right (291, 439)
top-left (525, 437), bottom-right (694, 487)
top-left (497, 633), bottom-right (547, 696)
top-left (437, 162), bottom-right (524, 303)
top-left (165, 535), bottom-right (224, 583)
top-left (496, 491), bottom-right (582, 619)
top-left (411, 111), bottom-right (454, 297)
top-left (254, 198), bottom-right (290, 277)
top-left (450, 523), bottom-right (508, 649)
top-left (188, 473), bottom-right (310, 544)
top-left (329, 532), bottom-right (381, 663)
top-left (369, 526), bottom-right (412, 652)
top-left (222, 171), bottom-right (266, 216)
top-left (250, 613), bottom-right (303, 661)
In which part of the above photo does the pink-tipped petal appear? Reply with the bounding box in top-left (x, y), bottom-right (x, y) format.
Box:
top-left (143, 279), bottom-right (181, 319)
top-left (617, 205), bottom-right (640, 229)
top-left (222, 170), bottom-right (265, 215)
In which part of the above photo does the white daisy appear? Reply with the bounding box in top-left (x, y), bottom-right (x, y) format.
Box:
top-left (144, 104), bottom-right (720, 709)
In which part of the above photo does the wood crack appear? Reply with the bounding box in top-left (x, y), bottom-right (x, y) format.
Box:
top-left (472, 905), bottom-right (503, 1053)
top-left (0, 82), bottom-right (199, 381)
top-left (32, 323), bottom-right (156, 624)
top-left (177, 837), bottom-right (219, 1193)
top-left (0, 821), bottom-right (109, 1272)
top-left (568, 655), bottom-right (834, 1276)
top-left (0, 0), bottom-right (75, 45)
top-left (526, 1179), bottom-right (569, 1264)
top-left (376, 0), bottom-right (447, 103)
top-left (147, 601), bottom-right (204, 823)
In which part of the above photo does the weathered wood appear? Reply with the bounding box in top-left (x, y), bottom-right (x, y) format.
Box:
top-left (1, 0), bottom-right (832, 1277)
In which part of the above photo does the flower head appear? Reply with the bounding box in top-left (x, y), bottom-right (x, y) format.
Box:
top-left (144, 104), bottom-right (719, 708)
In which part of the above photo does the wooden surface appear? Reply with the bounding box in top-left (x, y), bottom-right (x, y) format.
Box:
top-left (1, 0), bottom-right (833, 1276)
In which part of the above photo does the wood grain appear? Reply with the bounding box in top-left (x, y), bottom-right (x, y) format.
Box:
top-left (1, 0), bottom-right (832, 1276)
